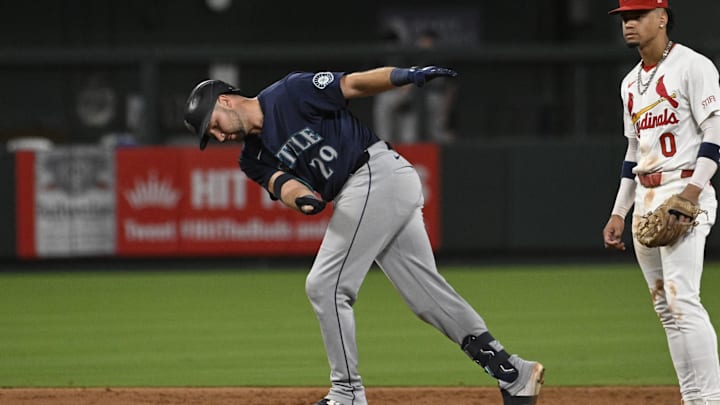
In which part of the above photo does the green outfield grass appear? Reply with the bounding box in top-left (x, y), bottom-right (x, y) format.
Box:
top-left (1, 262), bottom-right (719, 388)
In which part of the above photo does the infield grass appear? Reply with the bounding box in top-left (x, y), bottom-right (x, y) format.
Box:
top-left (1, 262), bottom-right (719, 388)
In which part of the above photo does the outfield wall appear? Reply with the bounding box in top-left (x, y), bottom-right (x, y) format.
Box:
top-left (3, 141), bottom-right (720, 261)
top-left (5, 144), bottom-right (440, 260)
top-left (441, 141), bottom-right (630, 254)
top-left (0, 151), bottom-right (15, 258)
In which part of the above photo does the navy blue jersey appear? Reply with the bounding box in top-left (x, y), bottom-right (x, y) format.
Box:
top-left (239, 71), bottom-right (380, 201)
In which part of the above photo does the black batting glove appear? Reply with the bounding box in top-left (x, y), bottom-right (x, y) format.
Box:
top-left (390, 66), bottom-right (458, 87)
top-left (295, 196), bottom-right (326, 215)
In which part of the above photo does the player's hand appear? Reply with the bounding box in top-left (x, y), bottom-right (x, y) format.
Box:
top-left (603, 215), bottom-right (626, 251)
top-left (673, 184), bottom-right (702, 227)
top-left (295, 196), bottom-right (326, 215)
top-left (391, 66), bottom-right (458, 87)
top-left (410, 66), bottom-right (457, 87)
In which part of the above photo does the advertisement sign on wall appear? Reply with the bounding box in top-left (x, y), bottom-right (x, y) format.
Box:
top-left (16, 144), bottom-right (440, 258)
top-left (16, 147), bottom-right (116, 258)
top-left (115, 147), bottom-right (335, 256)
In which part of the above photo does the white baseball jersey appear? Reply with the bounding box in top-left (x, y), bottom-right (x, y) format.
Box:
top-left (621, 43), bottom-right (720, 174)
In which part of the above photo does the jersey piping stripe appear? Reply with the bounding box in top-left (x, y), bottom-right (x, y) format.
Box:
top-left (332, 160), bottom-right (371, 405)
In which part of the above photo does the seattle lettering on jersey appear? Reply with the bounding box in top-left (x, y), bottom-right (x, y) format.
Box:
top-left (276, 127), bottom-right (323, 168)
top-left (634, 108), bottom-right (679, 134)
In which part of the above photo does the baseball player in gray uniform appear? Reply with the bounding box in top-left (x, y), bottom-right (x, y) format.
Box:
top-left (184, 65), bottom-right (544, 405)
top-left (603, 1), bottom-right (720, 404)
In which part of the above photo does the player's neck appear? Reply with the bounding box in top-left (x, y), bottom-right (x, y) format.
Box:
top-left (639, 37), bottom-right (672, 67)
top-left (244, 98), bottom-right (264, 134)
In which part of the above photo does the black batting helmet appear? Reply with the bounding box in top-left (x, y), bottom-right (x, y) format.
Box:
top-left (183, 79), bottom-right (243, 150)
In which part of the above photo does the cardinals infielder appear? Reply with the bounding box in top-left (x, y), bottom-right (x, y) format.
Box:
top-left (603, 1), bottom-right (720, 404)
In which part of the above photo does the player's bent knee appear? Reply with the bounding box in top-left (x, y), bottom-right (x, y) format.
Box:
top-left (305, 274), bottom-right (353, 305)
top-left (305, 275), bottom-right (326, 303)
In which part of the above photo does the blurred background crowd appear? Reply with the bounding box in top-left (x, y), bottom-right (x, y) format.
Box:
top-left (1, 0), bottom-right (718, 152)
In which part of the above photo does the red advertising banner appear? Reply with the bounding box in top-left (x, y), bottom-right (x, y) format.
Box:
top-left (115, 147), bottom-right (333, 256)
top-left (15, 144), bottom-right (440, 259)
top-left (115, 144), bottom-right (440, 257)
top-left (15, 151), bottom-right (35, 259)
top-left (115, 147), bottom-right (184, 256)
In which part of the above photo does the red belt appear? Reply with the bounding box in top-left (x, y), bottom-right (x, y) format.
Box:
top-left (638, 170), bottom-right (694, 188)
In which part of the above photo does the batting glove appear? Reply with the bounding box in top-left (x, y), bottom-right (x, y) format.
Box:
top-left (295, 196), bottom-right (326, 215)
top-left (390, 66), bottom-right (458, 87)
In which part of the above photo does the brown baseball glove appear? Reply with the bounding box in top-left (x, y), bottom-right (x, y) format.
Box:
top-left (635, 194), bottom-right (705, 248)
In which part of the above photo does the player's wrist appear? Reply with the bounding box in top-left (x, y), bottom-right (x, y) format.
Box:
top-left (389, 67), bottom-right (416, 87)
top-left (272, 173), bottom-right (296, 200)
top-left (679, 185), bottom-right (702, 204)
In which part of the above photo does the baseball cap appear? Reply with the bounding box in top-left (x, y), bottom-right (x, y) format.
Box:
top-left (608, 0), bottom-right (669, 15)
top-left (184, 79), bottom-right (243, 150)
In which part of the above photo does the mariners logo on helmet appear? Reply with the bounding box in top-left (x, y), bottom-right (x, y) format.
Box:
top-left (312, 72), bottom-right (334, 89)
top-left (184, 96), bottom-right (200, 134)
top-left (188, 94), bottom-right (200, 111)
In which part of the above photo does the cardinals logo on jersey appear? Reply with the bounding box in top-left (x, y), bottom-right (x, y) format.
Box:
top-left (631, 75), bottom-right (679, 133)
top-left (655, 76), bottom-right (679, 108)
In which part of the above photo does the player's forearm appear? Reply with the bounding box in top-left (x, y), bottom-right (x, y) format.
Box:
top-left (611, 140), bottom-right (638, 219)
top-left (340, 67), bottom-right (395, 99)
top-left (268, 171), bottom-right (318, 213)
top-left (341, 65), bottom-right (457, 99)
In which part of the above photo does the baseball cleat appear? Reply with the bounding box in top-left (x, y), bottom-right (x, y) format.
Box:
top-left (499, 361), bottom-right (545, 405)
top-left (314, 398), bottom-right (344, 405)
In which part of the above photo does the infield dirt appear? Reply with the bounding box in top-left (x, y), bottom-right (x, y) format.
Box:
top-left (0, 386), bottom-right (681, 404)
